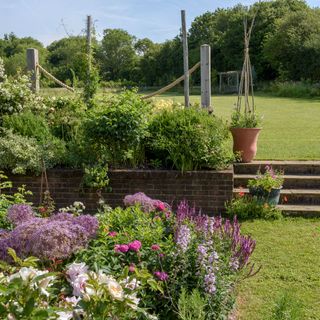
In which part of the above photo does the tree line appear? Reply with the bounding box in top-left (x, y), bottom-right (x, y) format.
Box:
top-left (1, 0), bottom-right (320, 87)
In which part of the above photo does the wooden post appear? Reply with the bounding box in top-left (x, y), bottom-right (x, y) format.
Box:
top-left (86, 15), bottom-right (92, 83)
top-left (181, 10), bottom-right (189, 107)
top-left (200, 44), bottom-right (211, 109)
top-left (26, 48), bottom-right (39, 93)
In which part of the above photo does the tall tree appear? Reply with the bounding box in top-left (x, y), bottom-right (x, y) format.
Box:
top-left (98, 29), bottom-right (137, 81)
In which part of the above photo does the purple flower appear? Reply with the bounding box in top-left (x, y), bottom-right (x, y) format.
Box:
top-left (204, 273), bottom-right (216, 294)
top-left (7, 204), bottom-right (34, 226)
top-left (175, 224), bottom-right (191, 253)
top-left (154, 271), bottom-right (168, 281)
top-left (75, 215), bottom-right (99, 236)
top-left (0, 213), bottom-right (98, 262)
top-left (123, 193), bottom-right (171, 213)
top-left (128, 240), bottom-right (142, 252)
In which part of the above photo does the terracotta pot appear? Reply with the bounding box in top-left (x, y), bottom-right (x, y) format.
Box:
top-left (230, 128), bottom-right (261, 163)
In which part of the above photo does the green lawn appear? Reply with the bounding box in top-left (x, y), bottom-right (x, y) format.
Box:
top-left (153, 93), bottom-right (320, 160)
top-left (238, 218), bottom-right (320, 320)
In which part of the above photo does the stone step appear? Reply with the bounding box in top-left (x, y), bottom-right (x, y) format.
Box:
top-left (234, 161), bottom-right (320, 175)
top-left (277, 205), bottom-right (320, 218)
top-left (234, 174), bottom-right (320, 189)
top-left (234, 188), bottom-right (320, 205)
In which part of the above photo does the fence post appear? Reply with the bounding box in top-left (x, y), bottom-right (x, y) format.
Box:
top-left (181, 10), bottom-right (190, 107)
top-left (26, 48), bottom-right (40, 93)
top-left (200, 44), bottom-right (211, 109)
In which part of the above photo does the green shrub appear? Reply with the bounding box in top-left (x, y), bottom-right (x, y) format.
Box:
top-left (178, 288), bottom-right (207, 320)
top-left (0, 129), bottom-right (66, 174)
top-left (225, 194), bottom-right (282, 220)
top-left (147, 106), bottom-right (234, 171)
top-left (83, 90), bottom-right (151, 167)
top-left (2, 111), bottom-right (50, 142)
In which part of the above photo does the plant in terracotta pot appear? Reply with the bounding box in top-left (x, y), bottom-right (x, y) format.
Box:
top-left (230, 14), bottom-right (262, 163)
top-left (247, 165), bottom-right (284, 206)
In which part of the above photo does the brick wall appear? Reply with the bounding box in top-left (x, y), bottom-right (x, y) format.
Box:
top-left (6, 168), bottom-right (234, 215)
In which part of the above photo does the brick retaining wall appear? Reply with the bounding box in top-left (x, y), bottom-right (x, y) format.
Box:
top-left (6, 168), bottom-right (234, 215)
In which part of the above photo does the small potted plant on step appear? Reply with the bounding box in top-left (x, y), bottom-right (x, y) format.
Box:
top-left (230, 13), bottom-right (262, 162)
top-left (247, 165), bottom-right (284, 206)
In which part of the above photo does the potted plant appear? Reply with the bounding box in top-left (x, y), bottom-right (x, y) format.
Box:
top-left (247, 165), bottom-right (284, 206)
top-left (230, 14), bottom-right (262, 163)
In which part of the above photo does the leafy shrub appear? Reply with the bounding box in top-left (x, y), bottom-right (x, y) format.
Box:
top-left (2, 111), bottom-right (51, 142)
top-left (225, 194), bottom-right (283, 220)
top-left (0, 208), bottom-right (98, 261)
top-left (230, 110), bottom-right (261, 128)
top-left (83, 90), bottom-right (151, 167)
top-left (0, 129), bottom-right (66, 174)
top-left (147, 106), bottom-right (234, 171)
top-left (178, 288), bottom-right (207, 320)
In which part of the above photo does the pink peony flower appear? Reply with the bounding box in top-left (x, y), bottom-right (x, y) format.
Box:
top-left (129, 264), bottom-right (135, 273)
top-left (128, 240), bottom-right (142, 252)
top-left (151, 244), bottom-right (160, 251)
top-left (114, 244), bottom-right (129, 253)
top-left (108, 231), bottom-right (118, 237)
top-left (154, 271), bottom-right (168, 281)
top-left (154, 201), bottom-right (166, 211)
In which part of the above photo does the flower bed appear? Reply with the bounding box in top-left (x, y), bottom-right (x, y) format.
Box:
top-left (0, 192), bottom-right (256, 319)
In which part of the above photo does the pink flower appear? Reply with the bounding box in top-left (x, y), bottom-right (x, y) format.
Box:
top-left (158, 253), bottom-right (165, 258)
top-left (154, 201), bottom-right (166, 211)
top-left (154, 271), bottom-right (168, 281)
top-left (108, 231), bottom-right (118, 237)
top-left (114, 244), bottom-right (129, 253)
top-left (129, 264), bottom-right (135, 272)
top-left (165, 212), bottom-right (171, 219)
top-left (128, 240), bottom-right (142, 252)
top-left (151, 244), bottom-right (160, 251)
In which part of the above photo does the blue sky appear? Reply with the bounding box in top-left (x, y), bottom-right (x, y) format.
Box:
top-left (0, 0), bottom-right (318, 46)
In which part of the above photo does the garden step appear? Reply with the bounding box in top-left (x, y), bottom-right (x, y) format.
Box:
top-left (233, 188), bottom-right (320, 205)
top-left (276, 205), bottom-right (320, 218)
top-left (234, 174), bottom-right (320, 189)
top-left (234, 161), bottom-right (320, 175)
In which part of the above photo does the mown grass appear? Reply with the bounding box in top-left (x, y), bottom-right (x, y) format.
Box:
top-left (238, 218), bottom-right (320, 320)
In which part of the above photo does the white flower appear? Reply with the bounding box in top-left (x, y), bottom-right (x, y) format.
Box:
top-left (71, 273), bottom-right (88, 296)
top-left (123, 277), bottom-right (140, 291)
top-left (66, 262), bottom-right (88, 282)
top-left (107, 279), bottom-right (124, 300)
top-left (56, 311), bottom-right (73, 320)
top-left (127, 293), bottom-right (140, 310)
top-left (65, 296), bottom-right (80, 307)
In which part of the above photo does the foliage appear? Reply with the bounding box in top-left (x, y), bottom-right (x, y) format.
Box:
top-left (82, 163), bottom-right (109, 190)
top-left (98, 29), bottom-right (137, 81)
top-left (178, 288), bottom-right (207, 320)
top-left (230, 110), bottom-right (261, 128)
top-left (0, 129), bottom-right (66, 174)
top-left (83, 90), bottom-right (151, 167)
top-left (247, 165), bottom-right (284, 192)
top-left (225, 194), bottom-right (283, 220)
top-left (0, 172), bottom-right (32, 230)
top-left (148, 106), bottom-right (234, 171)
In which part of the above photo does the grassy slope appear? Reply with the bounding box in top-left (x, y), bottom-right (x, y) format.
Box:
top-left (238, 218), bottom-right (320, 320)
top-left (154, 93), bottom-right (320, 160)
